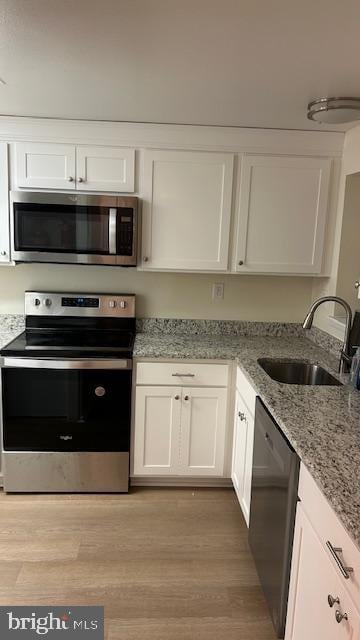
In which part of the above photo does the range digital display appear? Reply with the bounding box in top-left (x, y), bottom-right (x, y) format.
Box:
top-left (61, 297), bottom-right (100, 308)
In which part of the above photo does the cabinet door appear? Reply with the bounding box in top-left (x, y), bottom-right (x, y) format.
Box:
top-left (0, 143), bottom-right (10, 263)
top-left (285, 505), bottom-right (360, 640)
top-left (235, 154), bottom-right (331, 274)
top-left (76, 146), bottom-right (135, 192)
top-left (231, 391), bottom-right (254, 526)
top-left (15, 143), bottom-right (76, 190)
top-left (141, 150), bottom-right (234, 271)
top-left (179, 387), bottom-right (227, 476)
top-left (133, 386), bottom-right (181, 475)
top-left (241, 407), bottom-right (254, 525)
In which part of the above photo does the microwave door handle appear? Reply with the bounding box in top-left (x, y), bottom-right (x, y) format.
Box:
top-left (109, 208), bottom-right (117, 255)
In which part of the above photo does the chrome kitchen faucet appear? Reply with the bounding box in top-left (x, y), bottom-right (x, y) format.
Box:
top-left (302, 296), bottom-right (353, 374)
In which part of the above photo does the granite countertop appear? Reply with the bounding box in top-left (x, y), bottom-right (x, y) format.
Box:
top-left (134, 332), bottom-right (360, 550)
top-left (0, 316), bottom-right (24, 350)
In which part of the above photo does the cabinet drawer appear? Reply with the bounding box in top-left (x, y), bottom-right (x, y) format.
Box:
top-left (299, 463), bottom-right (360, 606)
top-left (136, 362), bottom-right (229, 387)
top-left (236, 366), bottom-right (257, 416)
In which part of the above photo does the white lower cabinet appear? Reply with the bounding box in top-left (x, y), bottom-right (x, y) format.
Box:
top-left (285, 464), bottom-right (360, 640)
top-left (179, 387), bottom-right (227, 476)
top-left (285, 504), bottom-right (360, 640)
top-left (231, 389), bottom-right (255, 526)
top-left (231, 367), bottom-right (257, 526)
top-left (133, 362), bottom-right (229, 477)
top-left (133, 386), bottom-right (182, 475)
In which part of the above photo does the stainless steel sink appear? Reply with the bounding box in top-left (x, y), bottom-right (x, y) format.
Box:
top-left (257, 358), bottom-right (343, 386)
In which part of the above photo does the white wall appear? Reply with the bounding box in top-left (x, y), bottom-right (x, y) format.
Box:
top-left (336, 173), bottom-right (360, 315)
top-left (0, 264), bottom-right (313, 322)
top-left (312, 123), bottom-right (360, 339)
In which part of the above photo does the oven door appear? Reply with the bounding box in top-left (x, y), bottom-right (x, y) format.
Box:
top-left (1, 359), bottom-right (132, 452)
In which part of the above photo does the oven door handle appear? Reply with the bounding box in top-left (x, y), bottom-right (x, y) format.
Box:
top-left (1, 358), bottom-right (132, 370)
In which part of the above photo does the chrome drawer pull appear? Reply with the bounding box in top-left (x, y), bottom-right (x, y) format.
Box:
top-left (326, 541), bottom-right (354, 579)
top-left (171, 373), bottom-right (195, 377)
top-left (238, 411), bottom-right (246, 421)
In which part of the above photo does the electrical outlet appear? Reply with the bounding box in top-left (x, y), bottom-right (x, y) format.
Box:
top-left (212, 282), bottom-right (224, 301)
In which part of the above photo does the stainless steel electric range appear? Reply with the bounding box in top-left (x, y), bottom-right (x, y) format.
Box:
top-left (0, 291), bottom-right (135, 493)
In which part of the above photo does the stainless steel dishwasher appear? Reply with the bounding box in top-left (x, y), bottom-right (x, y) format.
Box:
top-left (249, 397), bottom-right (300, 639)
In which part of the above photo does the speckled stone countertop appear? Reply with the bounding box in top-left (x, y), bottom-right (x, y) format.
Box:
top-left (0, 315), bottom-right (25, 349)
top-left (134, 332), bottom-right (360, 550)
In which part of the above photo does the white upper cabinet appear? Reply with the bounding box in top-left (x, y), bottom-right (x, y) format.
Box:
top-left (234, 154), bottom-right (331, 274)
top-left (0, 143), bottom-right (10, 263)
top-left (16, 143), bottom-right (76, 190)
top-left (141, 150), bottom-right (234, 271)
top-left (15, 143), bottom-right (135, 192)
top-left (76, 146), bottom-right (135, 192)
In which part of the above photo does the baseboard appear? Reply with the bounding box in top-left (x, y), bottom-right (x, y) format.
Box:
top-left (0, 473), bottom-right (232, 489)
top-left (130, 476), bottom-right (232, 488)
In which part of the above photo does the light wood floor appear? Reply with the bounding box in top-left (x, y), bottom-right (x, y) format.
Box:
top-left (0, 487), bottom-right (276, 640)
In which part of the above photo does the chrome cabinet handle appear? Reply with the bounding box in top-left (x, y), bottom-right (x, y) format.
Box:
top-left (172, 373), bottom-right (195, 377)
top-left (335, 610), bottom-right (348, 624)
top-left (78, 177), bottom-right (84, 183)
top-left (238, 260), bottom-right (244, 266)
top-left (184, 395), bottom-right (190, 401)
top-left (355, 281), bottom-right (360, 290)
top-left (174, 395), bottom-right (180, 400)
top-left (238, 411), bottom-right (246, 421)
top-left (326, 541), bottom-right (354, 579)
top-left (68, 176), bottom-right (74, 182)
top-left (0, 250), bottom-right (6, 256)
top-left (143, 256), bottom-right (149, 262)
top-left (328, 594), bottom-right (340, 608)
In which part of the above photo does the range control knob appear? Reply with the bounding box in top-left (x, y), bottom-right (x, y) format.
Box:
top-left (119, 300), bottom-right (127, 309)
top-left (109, 300), bottom-right (116, 309)
top-left (33, 298), bottom-right (41, 307)
top-left (44, 298), bottom-right (52, 307)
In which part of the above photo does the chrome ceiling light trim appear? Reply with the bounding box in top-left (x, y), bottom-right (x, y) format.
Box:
top-left (307, 97), bottom-right (360, 124)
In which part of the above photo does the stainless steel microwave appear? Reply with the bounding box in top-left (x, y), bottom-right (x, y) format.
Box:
top-left (10, 191), bottom-right (139, 266)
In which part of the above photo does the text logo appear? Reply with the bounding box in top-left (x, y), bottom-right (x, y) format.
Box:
top-left (0, 606), bottom-right (104, 639)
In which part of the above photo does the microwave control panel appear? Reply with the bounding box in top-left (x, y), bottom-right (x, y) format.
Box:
top-left (117, 212), bottom-right (134, 256)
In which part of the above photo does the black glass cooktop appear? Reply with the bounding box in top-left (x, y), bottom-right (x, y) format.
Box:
top-left (1, 329), bottom-right (135, 359)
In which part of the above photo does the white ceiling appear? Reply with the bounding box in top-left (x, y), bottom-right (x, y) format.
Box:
top-left (0, 0), bottom-right (360, 131)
